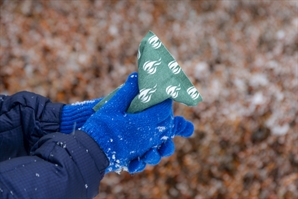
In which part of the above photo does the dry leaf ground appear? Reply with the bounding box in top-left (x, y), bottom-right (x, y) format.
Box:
top-left (1, 0), bottom-right (297, 198)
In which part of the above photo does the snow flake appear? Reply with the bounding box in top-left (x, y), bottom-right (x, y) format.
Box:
top-left (161, 136), bottom-right (169, 141)
top-left (156, 126), bottom-right (166, 132)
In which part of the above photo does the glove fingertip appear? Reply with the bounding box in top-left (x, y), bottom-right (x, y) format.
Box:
top-left (143, 148), bottom-right (161, 165)
top-left (174, 116), bottom-right (194, 138)
top-left (158, 140), bottom-right (175, 157)
top-left (128, 159), bottom-right (146, 174)
top-left (178, 121), bottom-right (194, 137)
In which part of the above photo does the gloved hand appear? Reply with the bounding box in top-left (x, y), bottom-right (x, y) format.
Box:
top-left (81, 72), bottom-right (194, 174)
top-left (60, 98), bottom-right (102, 134)
top-left (128, 115), bottom-right (194, 173)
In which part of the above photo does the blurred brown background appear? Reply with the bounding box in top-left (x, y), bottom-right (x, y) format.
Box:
top-left (0, 0), bottom-right (297, 198)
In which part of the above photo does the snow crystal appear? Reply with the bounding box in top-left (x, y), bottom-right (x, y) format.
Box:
top-left (130, 74), bottom-right (137, 78)
top-left (123, 167), bottom-right (128, 172)
top-left (107, 168), bottom-right (112, 172)
top-left (271, 124), bottom-right (289, 135)
top-left (194, 62), bottom-right (209, 80)
top-left (156, 126), bottom-right (166, 132)
top-left (71, 100), bottom-right (95, 106)
top-left (250, 73), bottom-right (268, 87)
top-left (276, 30), bottom-right (285, 40)
top-left (109, 25), bottom-right (118, 36)
top-left (161, 136), bottom-right (169, 141)
top-left (251, 92), bottom-right (265, 105)
top-left (115, 169), bottom-right (122, 175)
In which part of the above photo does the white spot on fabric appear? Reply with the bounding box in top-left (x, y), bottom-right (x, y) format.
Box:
top-left (156, 126), bottom-right (166, 132)
top-left (85, 184), bottom-right (88, 189)
top-left (71, 100), bottom-right (95, 106)
top-left (35, 188), bottom-right (37, 191)
top-left (86, 149), bottom-right (89, 153)
top-left (161, 136), bottom-right (169, 141)
top-left (36, 173), bottom-right (40, 177)
top-left (123, 167), bottom-right (128, 172)
top-left (0, 188), bottom-right (3, 192)
top-left (10, 191), bottom-right (13, 195)
top-left (110, 139), bottom-right (113, 142)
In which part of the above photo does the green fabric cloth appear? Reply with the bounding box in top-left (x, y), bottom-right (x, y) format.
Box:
top-left (93, 31), bottom-right (202, 113)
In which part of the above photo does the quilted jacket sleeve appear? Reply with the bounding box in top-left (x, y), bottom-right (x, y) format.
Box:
top-left (0, 91), bottom-right (109, 199)
top-left (0, 91), bottom-right (63, 160)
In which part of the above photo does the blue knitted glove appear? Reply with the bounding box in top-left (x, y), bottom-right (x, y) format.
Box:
top-left (60, 98), bottom-right (102, 134)
top-left (81, 72), bottom-right (194, 174)
top-left (128, 115), bottom-right (194, 173)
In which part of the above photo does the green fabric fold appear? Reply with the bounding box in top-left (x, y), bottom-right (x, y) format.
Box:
top-left (93, 31), bottom-right (202, 113)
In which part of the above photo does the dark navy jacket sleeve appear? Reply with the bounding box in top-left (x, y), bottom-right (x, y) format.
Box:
top-left (0, 91), bottom-right (109, 199)
top-left (0, 91), bottom-right (63, 160)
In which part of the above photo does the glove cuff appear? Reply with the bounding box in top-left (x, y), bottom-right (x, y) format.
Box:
top-left (60, 98), bottom-right (101, 133)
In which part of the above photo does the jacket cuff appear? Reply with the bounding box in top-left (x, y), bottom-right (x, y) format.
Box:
top-left (39, 102), bottom-right (64, 133)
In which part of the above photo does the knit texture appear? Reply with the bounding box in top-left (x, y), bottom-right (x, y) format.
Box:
top-left (93, 31), bottom-right (203, 113)
top-left (60, 98), bottom-right (101, 134)
top-left (81, 72), bottom-right (194, 174)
